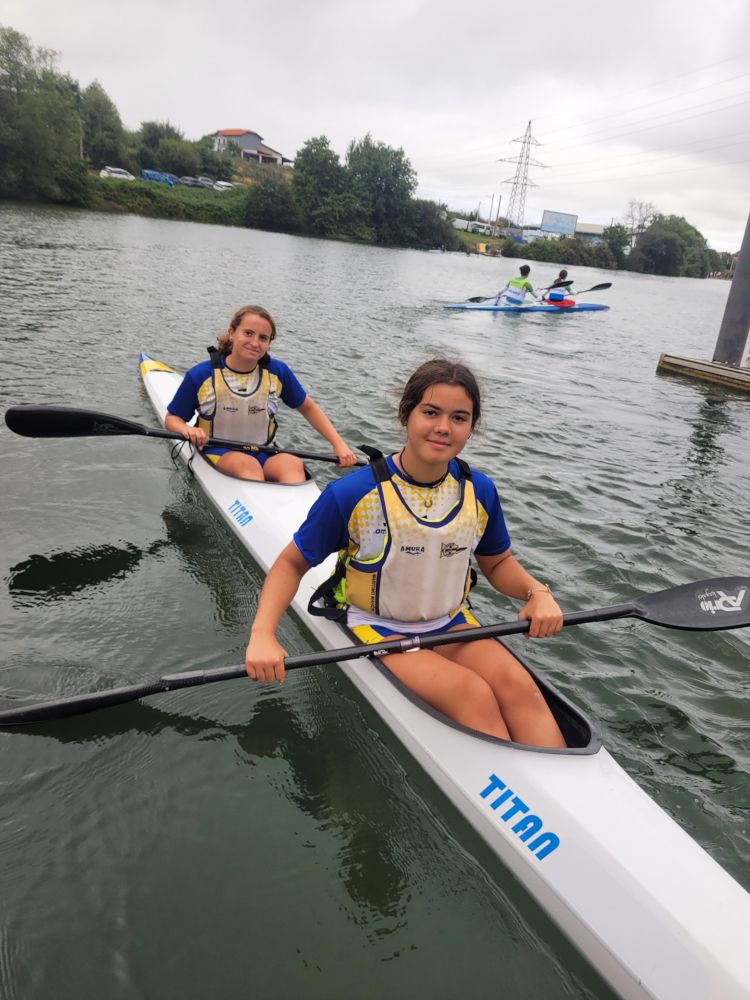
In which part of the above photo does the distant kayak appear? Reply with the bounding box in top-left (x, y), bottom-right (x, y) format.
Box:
top-left (445, 301), bottom-right (610, 313)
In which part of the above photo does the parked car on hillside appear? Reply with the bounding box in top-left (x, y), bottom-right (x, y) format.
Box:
top-left (179, 176), bottom-right (202, 187)
top-left (196, 176), bottom-right (215, 189)
top-left (213, 181), bottom-right (235, 191)
top-left (99, 166), bottom-right (135, 180)
top-left (141, 169), bottom-right (175, 185)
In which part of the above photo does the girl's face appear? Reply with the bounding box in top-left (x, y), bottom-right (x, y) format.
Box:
top-left (229, 313), bottom-right (273, 366)
top-left (404, 382), bottom-right (474, 466)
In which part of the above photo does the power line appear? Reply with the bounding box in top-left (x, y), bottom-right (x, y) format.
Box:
top-left (549, 128), bottom-right (750, 171)
top-left (542, 95), bottom-right (750, 156)
top-left (543, 155), bottom-right (750, 187)
top-left (540, 69), bottom-right (750, 140)
top-left (550, 136), bottom-right (750, 184)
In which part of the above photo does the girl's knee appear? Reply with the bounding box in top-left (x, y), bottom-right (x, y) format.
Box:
top-left (498, 663), bottom-right (544, 705)
top-left (459, 672), bottom-right (500, 714)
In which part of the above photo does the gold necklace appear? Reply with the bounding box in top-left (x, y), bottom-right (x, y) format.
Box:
top-left (398, 450), bottom-right (448, 511)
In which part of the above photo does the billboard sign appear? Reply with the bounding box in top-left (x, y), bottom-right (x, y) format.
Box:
top-left (540, 210), bottom-right (578, 235)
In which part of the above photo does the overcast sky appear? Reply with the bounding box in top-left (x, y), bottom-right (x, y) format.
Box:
top-left (6, 0), bottom-right (750, 249)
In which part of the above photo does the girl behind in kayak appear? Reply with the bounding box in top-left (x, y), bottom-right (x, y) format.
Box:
top-left (245, 359), bottom-right (566, 748)
top-left (165, 305), bottom-right (357, 482)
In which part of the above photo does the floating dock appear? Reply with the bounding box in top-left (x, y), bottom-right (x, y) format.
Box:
top-left (657, 354), bottom-right (750, 392)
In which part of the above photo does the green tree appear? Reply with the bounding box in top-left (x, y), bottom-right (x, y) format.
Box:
top-left (410, 199), bottom-right (457, 249)
top-left (293, 135), bottom-right (349, 233)
top-left (81, 80), bottom-right (124, 169)
top-left (0, 28), bottom-right (88, 203)
top-left (630, 215), bottom-right (710, 277)
top-left (195, 135), bottom-right (232, 180)
top-left (602, 223), bottom-right (630, 268)
top-left (155, 137), bottom-right (200, 176)
top-left (346, 134), bottom-right (417, 245)
top-left (139, 120), bottom-right (184, 150)
top-left (245, 168), bottom-right (301, 233)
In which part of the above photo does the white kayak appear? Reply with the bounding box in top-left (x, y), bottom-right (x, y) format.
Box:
top-left (139, 352), bottom-right (750, 1000)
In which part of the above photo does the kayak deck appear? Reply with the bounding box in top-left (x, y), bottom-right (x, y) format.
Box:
top-left (139, 351), bottom-right (750, 1000)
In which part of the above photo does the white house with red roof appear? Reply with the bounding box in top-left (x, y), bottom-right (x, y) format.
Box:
top-left (212, 129), bottom-right (292, 166)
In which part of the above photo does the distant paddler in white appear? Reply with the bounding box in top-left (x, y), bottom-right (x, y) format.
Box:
top-left (495, 264), bottom-right (540, 306)
top-left (164, 304), bottom-right (357, 483)
top-left (245, 358), bottom-right (567, 748)
top-left (544, 268), bottom-right (575, 302)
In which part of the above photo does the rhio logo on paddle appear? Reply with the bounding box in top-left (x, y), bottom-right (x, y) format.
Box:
top-left (698, 587), bottom-right (746, 614)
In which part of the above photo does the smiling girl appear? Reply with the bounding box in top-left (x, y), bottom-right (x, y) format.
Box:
top-left (165, 305), bottom-right (356, 482)
top-left (245, 358), bottom-right (566, 747)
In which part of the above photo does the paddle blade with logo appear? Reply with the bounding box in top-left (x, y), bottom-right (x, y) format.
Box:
top-left (631, 577), bottom-right (750, 631)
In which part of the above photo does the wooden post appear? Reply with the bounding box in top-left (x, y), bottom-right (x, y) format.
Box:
top-left (713, 210), bottom-right (750, 365)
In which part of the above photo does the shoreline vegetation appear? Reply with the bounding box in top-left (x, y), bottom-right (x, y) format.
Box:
top-left (0, 24), bottom-right (736, 276)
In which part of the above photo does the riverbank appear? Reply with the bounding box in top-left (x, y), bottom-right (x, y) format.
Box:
top-left (90, 176), bottom-right (247, 226)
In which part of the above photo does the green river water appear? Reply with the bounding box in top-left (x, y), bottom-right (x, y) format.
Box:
top-left (1, 202), bottom-right (748, 1000)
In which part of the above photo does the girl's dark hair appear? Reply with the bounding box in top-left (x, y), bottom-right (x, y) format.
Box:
top-left (520, 264), bottom-right (531, 276)
top-left (559, 268), bottom-right (567, 278)
top-left (398, 359), bottom-right (481, 429)
top-left (216, 305), bottom-right (277, 355)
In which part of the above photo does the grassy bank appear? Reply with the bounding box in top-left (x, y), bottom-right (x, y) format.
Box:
top-left (89, 176), bottom-right (247, 226)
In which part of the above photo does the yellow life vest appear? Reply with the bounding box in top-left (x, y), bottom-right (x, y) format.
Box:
top-left (311, 454), bottom-right (479, 623)
top-left (197, 348), bottom-right (278, 446)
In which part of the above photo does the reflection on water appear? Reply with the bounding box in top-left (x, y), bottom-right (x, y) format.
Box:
top-left (685, 395), bottom-right (734, 473)
top-left (235, 695), bottom-right (408, 925)
top-left (8, 540), bottom-right (169, 605)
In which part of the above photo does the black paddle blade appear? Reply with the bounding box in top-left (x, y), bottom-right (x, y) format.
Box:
top-left (5, 405), bottom-right (144, 438)
top-left (632, 577), bottom-right (750, 631)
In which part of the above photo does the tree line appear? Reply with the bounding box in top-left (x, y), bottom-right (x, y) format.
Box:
top-left (489, 199), bottom-right (731, 279)
top-left (0, 25), bottom-right (733, 270)
top-left (0, 25), bottom-right (456, 250)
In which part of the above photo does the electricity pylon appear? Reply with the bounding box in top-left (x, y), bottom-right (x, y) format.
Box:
top-left (498, 121), bottom-right (547, 228)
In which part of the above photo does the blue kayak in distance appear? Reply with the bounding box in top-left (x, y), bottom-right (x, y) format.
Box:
top-left (445, 301), bottom-right (610, 313)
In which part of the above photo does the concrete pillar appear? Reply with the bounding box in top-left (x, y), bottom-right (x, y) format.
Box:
top-left (713, 210), bottom-right (750, 365)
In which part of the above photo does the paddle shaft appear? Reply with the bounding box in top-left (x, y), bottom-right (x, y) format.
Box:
top-left (0, 604), bottom-right (636, 726)
top-left (4, 405), bottom-right (364, 467)
top-left (0, 569), bottom-right (746, 725)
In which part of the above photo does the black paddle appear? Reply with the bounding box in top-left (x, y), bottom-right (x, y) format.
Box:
top-left (4, 405), bottom-right (365, 467)
top-left (0, 577), bottom-right (746, 727)
top-left (570, 282), bottom-right (612, 295)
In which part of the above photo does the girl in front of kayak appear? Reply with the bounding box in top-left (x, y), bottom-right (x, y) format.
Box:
top-left (165, 305), bottom-right (357, 482)
top-left (245, 359), bottom-right (566, 748)
top-left (497, 263), bottom-right (539, 307)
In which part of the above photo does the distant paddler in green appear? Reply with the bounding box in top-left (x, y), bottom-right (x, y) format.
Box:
top-left (497, 264), bottom-right (539, 307)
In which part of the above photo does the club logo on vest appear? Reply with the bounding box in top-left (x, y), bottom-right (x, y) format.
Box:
top-left (400, 545), bottom-right (424, 555)
top-left (440, 542), bottom-right (467, 558)
top-left (698, 586), bottom-right (746, 614)
top-left (247, 405), bottom-right (265, 415)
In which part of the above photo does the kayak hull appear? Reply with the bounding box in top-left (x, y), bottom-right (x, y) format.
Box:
top-left (445, 302), bottom-right (610, 312)
top-left (139, 352), bottom-right (750, 1000)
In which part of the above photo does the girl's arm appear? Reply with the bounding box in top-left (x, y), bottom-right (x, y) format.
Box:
top-left (476, 551), bottom-right (563, 638)
top-left (297, 397), bottom-right (357, 466)
top-left (165, 412), bottom-right (207, 449)
top-left (245, 542), bottom-right (311, 682)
